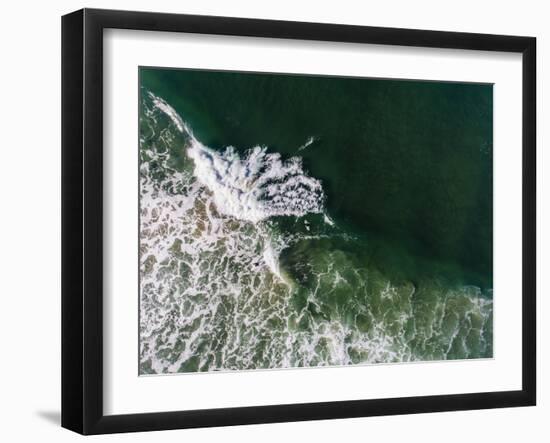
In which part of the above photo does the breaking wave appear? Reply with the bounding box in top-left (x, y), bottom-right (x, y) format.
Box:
top-left (188, 143), bottom-right (325, 223)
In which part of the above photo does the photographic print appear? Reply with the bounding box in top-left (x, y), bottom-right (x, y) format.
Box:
top-left (138, 67), bottom-right (493, 375)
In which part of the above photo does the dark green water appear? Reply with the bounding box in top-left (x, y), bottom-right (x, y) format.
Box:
top-left (141, 68), bottom-right (492, 289)
top-left (139, 67), bottom-right (493, 373)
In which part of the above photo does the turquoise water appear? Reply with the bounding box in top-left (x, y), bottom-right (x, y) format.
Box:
top-left (138, 68), bottom-right (493, 374)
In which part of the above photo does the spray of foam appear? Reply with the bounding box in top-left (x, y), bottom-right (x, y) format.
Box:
top-left (187, 143), bottom-right (325, 223)
top-left (149, 92), bottom-right (327, 225)
top-left (298, 135), bottom-right (317, 151)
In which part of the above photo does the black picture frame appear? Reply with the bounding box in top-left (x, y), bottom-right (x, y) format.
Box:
top-left (62, 8), bottom-right (536, 435)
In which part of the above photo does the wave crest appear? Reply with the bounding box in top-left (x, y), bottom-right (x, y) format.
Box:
top-left (148, 90), bottom-right (326, 224)
top-left (188, 142), bottom-right (325, 223)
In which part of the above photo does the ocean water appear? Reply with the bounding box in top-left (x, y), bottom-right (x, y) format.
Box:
top-left (139, 69), bottom-right (493, 374)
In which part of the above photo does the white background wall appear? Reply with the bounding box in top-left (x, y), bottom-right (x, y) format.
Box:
top-left (0, 0), bottom-right (546, 441)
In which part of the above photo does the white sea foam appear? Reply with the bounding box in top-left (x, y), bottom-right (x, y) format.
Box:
top-left (298, 135), bottom-right (317, 151)
top-left (149, 91), bottom-right (327, 225)
top-left (147, 91), bottom-right (189, 134)
top-left (187, 142), bottom-right (325, 223)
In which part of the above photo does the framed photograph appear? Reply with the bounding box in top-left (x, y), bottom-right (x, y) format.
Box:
top-left (61, 8), bottom-right (536, 435)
